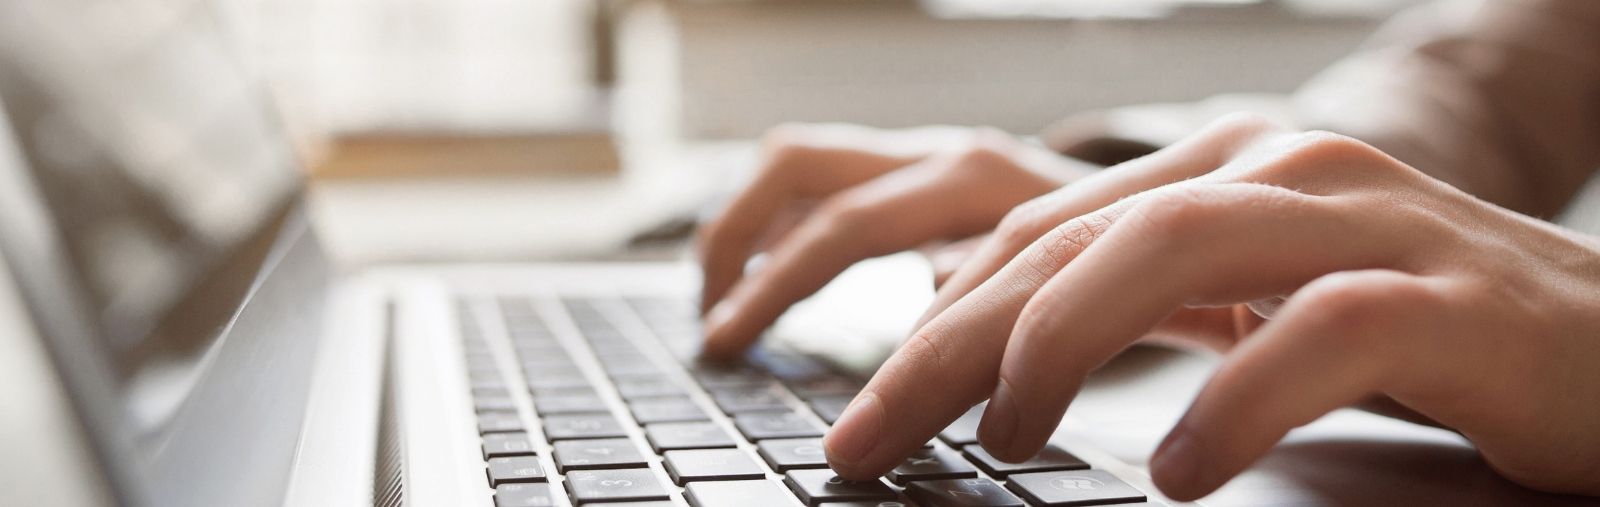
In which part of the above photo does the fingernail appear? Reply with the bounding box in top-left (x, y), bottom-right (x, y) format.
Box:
top-left (704, 300), bottom-right (737, 334)
top-left (1151, 429), bottom-right (1202, 498)
top-left (824, 392), bottom-right (882, 469)
top-left (699, 302), bottom-right (738, 355)
top-left (980, 382), bottom-right (1019, 457)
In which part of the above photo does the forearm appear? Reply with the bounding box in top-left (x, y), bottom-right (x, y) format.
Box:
top-left (1293, 0), bottom-right (1600, 218)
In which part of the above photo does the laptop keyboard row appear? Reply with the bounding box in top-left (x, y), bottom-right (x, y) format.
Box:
top-left (455, 296), bottom-right (1156, 507)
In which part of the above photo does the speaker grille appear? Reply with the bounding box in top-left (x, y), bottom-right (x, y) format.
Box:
top-left (373, 304), bottom-right (404, 507)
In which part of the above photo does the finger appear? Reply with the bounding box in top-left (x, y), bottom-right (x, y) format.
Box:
top-left (697, 132), bottom-right (919, 313)
top-left (1151, 270), bottom-right (1440, 500)
top-left (925, 234), bottom-right (988, 289)
top-left (1140, 307), bottom-right (1242, 353)
top-left (980, 183), bottom-right (1408, 463)
top-left (701, 156), bottom-right (1026, 359)
top-left (823, 190), bottom-right (1156, 480)
top-left (915, 113), bottom-right (1290, 332)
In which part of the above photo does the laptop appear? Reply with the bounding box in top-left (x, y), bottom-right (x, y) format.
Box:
top-left (0, 1), bottom-right (1172, 506)
top-left (11, 1), bottom-right (1588, 506)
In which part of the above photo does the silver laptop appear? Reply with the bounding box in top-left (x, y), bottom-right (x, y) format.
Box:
top-left (16, 0), bottom-right (1585, 506)
top-left (0, 1), bottom-right (1174, 506)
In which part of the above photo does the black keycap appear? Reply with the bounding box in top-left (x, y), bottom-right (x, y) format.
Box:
top-left (592, 345), bottom-right (648, 358)
top-left (494, 483), bottom-right (555, 507)
top-left (756, 352), bottom-right (832, 382)
top-left (482, 432), bottom-right (537, 459)
top-left (479, 412), bottom-right (525, 434)
top-left (525, 374), bottom-right (592, 391)
top-left (1005, 470), bottom-right (1146, 506)
top-left (564, 468), bottom-right (670, 504)
top-left (588, 337), bottom-right (635, 351)
top-left (712, 387), bottom-right (790, 413)
top-left (644, 422), bottom-right (737, 453)
top-left (629, 397), bottom-right (709, 424)
top-left (614, 376), bottom-right (688, 400)
top-left (476, 395), bottom-right (518, 412)
top-left (906, 477), bottom-right (1025, 507)
top-left (938, 405), bottom-right (985, 446)
top-left (470, 375), bottom-right (508, 391)
top-left (519, 356), bottom-right (572, 373)
top-left (474, 386), bottom-right (512, 398)
top-left (756, 438), bottom-right (829, 471)
top-left (734, 412), bottom-right (823, 441)
top-left (786, 377), bottom-right (863, 399)
top-left (684, 480), bottom-right (805, 507)
top-left (523, 362), bottom-right (582, 377)
top-left (783, 469), bottom-right (897, 505)
top-left (885, 448), bottom-right (977, 485)
top-left (462, 337), bottom-right (492, 353)
top-left (663, 449), bottom-right (767, 485)
top-left (467, 364), bottom-right (499, 380)
top-left (807, 396), bottom-right (852, 424)
top-left (514, 341), bottom-right (566, 356)
top-left (531, 386), bottom-right (598, 398)
top-left (542, 414), bottom-right (627, 441)
top-left (534, 394), bottom-right (609, 415)
top-left (486, 456), bottom-right (547, 486)
top-left (600, 356), bottom-right (663, 377)
top-left (692, 368), bottom-right (773, 389)
top-left (553, 438), bottom-right (648, 472)
top-left (961, 445), bottom-right (1089, 478)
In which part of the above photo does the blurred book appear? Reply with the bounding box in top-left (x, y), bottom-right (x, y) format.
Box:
top-left (312, 130), bottom-right (620, 179)
top-left (616, 0), bottom-right (1407, 140)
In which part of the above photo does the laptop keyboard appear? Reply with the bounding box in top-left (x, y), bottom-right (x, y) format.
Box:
top-left (455, 296), bottom-right (1156, 507)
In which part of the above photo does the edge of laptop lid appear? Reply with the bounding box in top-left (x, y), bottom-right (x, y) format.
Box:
top-left (0, 91), bottom-right (127, 507)
top-left (0, 100), bottom-right (335, 507)
top-left (0, 1), bottom-right (335, 505)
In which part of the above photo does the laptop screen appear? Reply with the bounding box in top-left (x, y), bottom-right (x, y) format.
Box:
top-left (0, 0), bottom-right (300, 367)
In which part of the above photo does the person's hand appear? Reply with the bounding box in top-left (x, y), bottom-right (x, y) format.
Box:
top-left (822, 114), bottom-right (1600, 499)
top-left (696, 123), bottom-right (1096, 359)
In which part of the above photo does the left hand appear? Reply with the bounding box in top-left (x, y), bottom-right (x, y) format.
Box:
top-left (822, 114), bottom-right (1600, 500)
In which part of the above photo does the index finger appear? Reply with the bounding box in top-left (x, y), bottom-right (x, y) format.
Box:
top-left (822, 195), bottom-right (1147, 479)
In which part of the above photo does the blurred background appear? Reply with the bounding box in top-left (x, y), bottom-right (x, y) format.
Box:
top-left (223, 0), bottom-right (1428, 264)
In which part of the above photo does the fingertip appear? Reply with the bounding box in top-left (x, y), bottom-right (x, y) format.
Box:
top-left (1149, 428), bottom-right (1221, 502)
top-left (696, 321), bottom-right (744, 362)
top-left (823, 393), bottom-right (883, 470)
top-left (977, 382), bottom-right (1024, 462)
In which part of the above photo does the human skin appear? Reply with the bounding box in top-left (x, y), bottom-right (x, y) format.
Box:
top-left (696, 115), bottom-right (1600, 499)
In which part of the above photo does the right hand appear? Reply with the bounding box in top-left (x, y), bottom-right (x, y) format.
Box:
top-left (696, 123), bottom-right (1097, 360)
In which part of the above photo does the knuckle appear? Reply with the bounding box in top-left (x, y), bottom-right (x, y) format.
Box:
top-left (901, 330), bottom-right (949, 371)
top-left (1294, 272), bottom-right (1435, 343)
top-left (995, 200), bottom-right (1052, 249)
top-left (1124, 185), bottom-right (1226, 242)
top-left (1235, 130), bottom-right (1423, 188)
top-left (814, 196), bottom-right (875, 238)
top-left (1037, 212), bottom-right (1111, 264)
top-left (945, 132), bottom-right (1020, 172)
top-left (758, 124), bottom-right (823, 171)
top-left (1279, 131), bottom-right (1382, 168)
top-left (759, 122), bottom-right (813, 148)
top-left (1206, 112), bottom-right (1284, 140)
